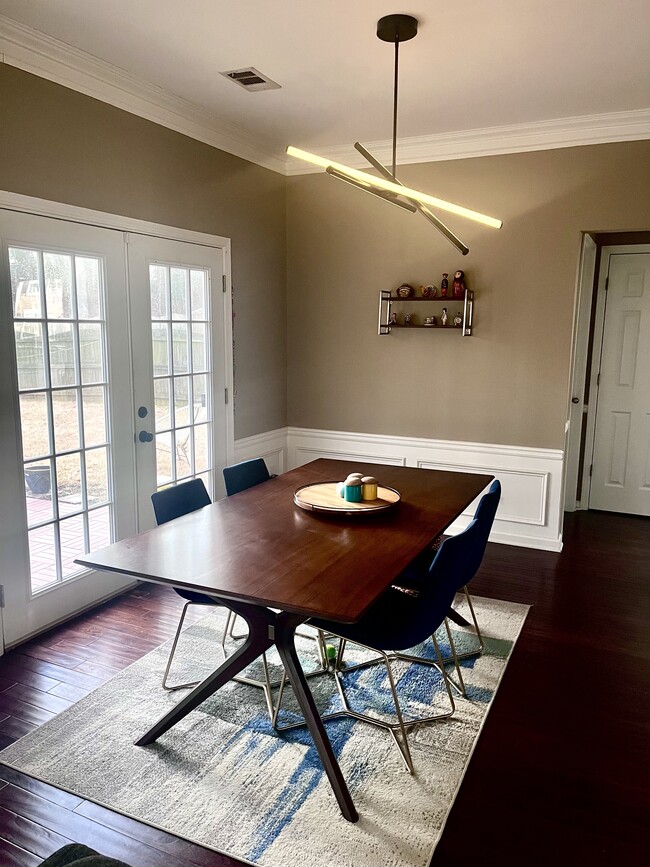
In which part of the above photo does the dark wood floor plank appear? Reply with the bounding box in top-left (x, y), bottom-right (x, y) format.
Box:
top-left (74, 800), bottom-right (236, 866)
top-left (0, 668), bottom-right (62, 694)
top-left (0, 717), bottom-right (38, 741)
top-left (0, 785), bottom-right (190, 867)
top-left (0, 657), bottom-right (104, 692)
top-left (0, 803), bottom-right (74, 859)
top-left (47, 683), bottom-right (89, 703)
top-left (0, 695), bottom-right (55, 727)
top-left (2, 685), bottom-right (73, 716)
top-left (17, 646), bottom-right (88, 670)
top-left (0, 837), bottom-right (42, 867)
top-left (0, 767), bottom-right (84, 811)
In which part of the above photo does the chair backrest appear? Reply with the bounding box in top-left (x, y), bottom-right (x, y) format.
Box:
top-left (399, 518), bottom-right (484, 648)
top-left (223, 458), bottom-right (271, 496)
top-left (151, 478), bottom-right (211, 526)
top-left (464, 479), bottom-right (501, 584)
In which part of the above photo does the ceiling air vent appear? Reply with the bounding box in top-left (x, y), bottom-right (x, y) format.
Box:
top-left (221, 68), bottom-right (281, 92)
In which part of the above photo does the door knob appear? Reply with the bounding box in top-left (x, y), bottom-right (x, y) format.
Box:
top-left (571, 397), bottom-right (580, 404)
top-left (138, 430), bottom-right (154, 443)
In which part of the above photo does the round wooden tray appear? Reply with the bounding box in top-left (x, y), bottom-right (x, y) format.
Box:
top-left (294, 481), bottom-right (401, 515)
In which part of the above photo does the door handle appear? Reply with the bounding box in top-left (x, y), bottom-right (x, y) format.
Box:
top-left (571, 397), bottom-right (580, 404)
top-left (138, 430), bottom-right (154, 443)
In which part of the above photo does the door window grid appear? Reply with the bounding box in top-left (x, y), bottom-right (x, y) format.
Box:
top-left (150, 264), bottom-right (213, 496)
top-left (10, 246), bottom-right (114, 594)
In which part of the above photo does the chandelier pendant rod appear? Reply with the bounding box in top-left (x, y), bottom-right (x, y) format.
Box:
top-left (392, 37), bottom-right (399, 178)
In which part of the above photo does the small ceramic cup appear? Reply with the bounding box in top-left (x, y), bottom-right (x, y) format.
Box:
top-left (336, 481), bottom-right (346, 498)
top-left (344, 479), bottom-right (363, 502)
top-left (361, 476), bottom-right (378, 500)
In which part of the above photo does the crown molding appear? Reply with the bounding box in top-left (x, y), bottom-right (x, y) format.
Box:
top-left (2, 15), bottom-right (649, 178)
top-left (285, 108), bottom-right (650, 175)
top-left (0, 15), bottom-right (287, 175)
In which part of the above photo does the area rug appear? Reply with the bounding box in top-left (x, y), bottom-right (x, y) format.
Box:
top-left (0, 595), bottom-right (528, 867)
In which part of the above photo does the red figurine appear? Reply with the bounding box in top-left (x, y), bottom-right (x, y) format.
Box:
top-left (453, 270), bottom-right (466, 299)
top-left (440, 273), bottom-right (448, 297)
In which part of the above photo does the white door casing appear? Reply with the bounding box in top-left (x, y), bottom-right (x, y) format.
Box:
top-left (588, 248), bottom-right (650, 515)
top-left (564, 233), bottom-right (597, 511)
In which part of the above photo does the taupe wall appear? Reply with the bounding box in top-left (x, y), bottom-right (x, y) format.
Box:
top-left (287, 141), bottom-right (650, 449)
top-left (0, 65), bottom-right (287, 439)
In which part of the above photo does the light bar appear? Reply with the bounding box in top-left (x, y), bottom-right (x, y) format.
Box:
top-left (326, 167), bottom-right (417, 213)
top-left (287, 145), bottom-right (503, 230)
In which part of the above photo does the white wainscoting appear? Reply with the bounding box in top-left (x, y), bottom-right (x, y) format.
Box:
top-left (233, 428), bottom-right (288, 477)
top-left (233, 426), bottom-right (564, 551)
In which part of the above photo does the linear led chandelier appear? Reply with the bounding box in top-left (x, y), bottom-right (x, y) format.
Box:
top-left (287, 14), bottom-right (503, 255)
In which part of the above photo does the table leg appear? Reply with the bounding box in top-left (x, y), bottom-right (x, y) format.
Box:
top-left (135, 603), bottom-right (272, 746)
top-left (274, 613), bottom-right (359, 823)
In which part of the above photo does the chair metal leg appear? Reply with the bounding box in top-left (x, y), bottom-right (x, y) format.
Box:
top-left (162, 601), bottom-right (207, 692)
top-left (273, 633), bottom-right (456, 773)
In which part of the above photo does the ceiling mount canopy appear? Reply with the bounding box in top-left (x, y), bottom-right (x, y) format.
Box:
top-left (287, 13), bottom-right (503, 255)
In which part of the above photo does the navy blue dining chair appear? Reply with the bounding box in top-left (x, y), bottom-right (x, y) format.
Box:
top-left (397, 479), bottom-right (501, 679)
top-left (273, 519), bottom-right (490, 773)
top-left (223, 457), bottom-right (273, 496)
top-left (151, 478), bottom-right (221, 692)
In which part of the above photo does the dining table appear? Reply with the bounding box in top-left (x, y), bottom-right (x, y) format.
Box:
top-left (76, 458), bottom-right (493, 822)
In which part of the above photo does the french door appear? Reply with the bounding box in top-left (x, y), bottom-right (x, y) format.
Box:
top-left (126, 234), bottom-right (228, 527)
top-left (0, 210), bottom-right (231, 647)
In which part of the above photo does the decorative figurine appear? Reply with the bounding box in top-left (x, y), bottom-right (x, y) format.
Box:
top-left (396, 283), bottom-right (414, 298)
top-left (440, 273), bottom-right (449, 297)
top-left (453, 312), bottom-right (463, 327)
top-left (453, 270), bottom-right (466, 299)
top-left (404, 312), bottom-right (413, 326)
top-left (441, 307), bottom-right (448, 326)
top-left (427, 285), bottom-right (437, 297)
top-left (389, 311), bottom-right (398, 326)
top-left (424, 316), bottom-right (436, 326)
top-left (420, 284), bottom-right (431, 298)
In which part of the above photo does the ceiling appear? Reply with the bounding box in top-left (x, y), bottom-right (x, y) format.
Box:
top-left (1, 0), bottom-right (649, 172)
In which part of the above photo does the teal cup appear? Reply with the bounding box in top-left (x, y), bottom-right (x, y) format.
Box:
top-left (344, 482), bottom-right (363, 502)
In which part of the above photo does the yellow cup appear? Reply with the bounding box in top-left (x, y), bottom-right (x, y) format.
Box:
top-left (361, 476), bottom-right (378, 500)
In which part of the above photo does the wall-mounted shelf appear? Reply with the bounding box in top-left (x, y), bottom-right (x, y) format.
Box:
top-left (378, 289), bottom-right (474, 336)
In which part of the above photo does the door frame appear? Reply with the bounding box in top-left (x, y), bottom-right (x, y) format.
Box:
top-left (563, 232), bottom-right (597, 511)
top-left (579, 243), bottom-right (650, 509)
top-left (0, 190), bottom-right (234, 650)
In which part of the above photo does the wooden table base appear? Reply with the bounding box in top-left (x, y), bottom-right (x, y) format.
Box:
top-left (134, 600), bottom-right (358, 823)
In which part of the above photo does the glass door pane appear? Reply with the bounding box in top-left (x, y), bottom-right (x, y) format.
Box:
top-left (10, 245), bottom-right (114, 594)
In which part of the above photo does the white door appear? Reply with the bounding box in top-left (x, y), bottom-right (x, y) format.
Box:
top-left (590, 250), bottom-right (650, 515)
top-left (0, 211), bottom-right (137, 646)
top-left (126, 234), bottom-right (230, 530)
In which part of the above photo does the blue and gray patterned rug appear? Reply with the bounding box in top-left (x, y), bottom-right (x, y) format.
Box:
top-left (0, 595), bottom-right (528, 867)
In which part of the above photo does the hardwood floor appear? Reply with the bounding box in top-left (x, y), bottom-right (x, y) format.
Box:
top-left (0, 510), bottom-right (647, 866)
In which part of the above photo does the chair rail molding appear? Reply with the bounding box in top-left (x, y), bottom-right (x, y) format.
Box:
top-left (283, 427), bottom-right (564, 552)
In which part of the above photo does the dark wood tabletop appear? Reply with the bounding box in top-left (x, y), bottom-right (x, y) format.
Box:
top-left (77, 459), bottom-right (492, 624)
